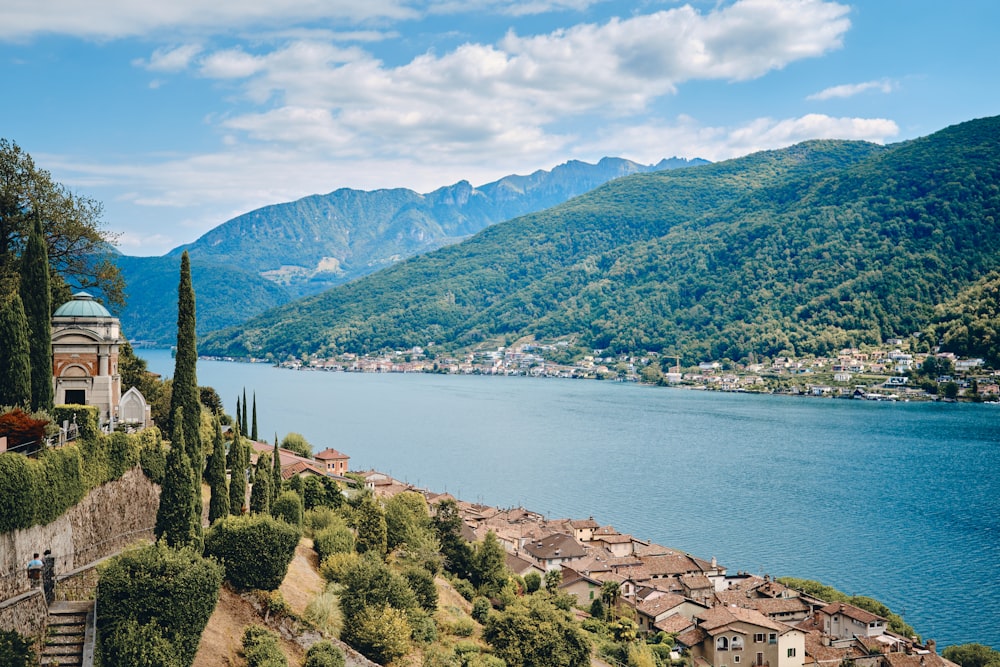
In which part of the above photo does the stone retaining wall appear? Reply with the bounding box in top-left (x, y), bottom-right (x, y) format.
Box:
top-left (0, 466), bottom-right (160, 603)
top-left (0, 588), bottom-right (48, 639)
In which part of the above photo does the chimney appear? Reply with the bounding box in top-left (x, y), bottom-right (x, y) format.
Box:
top-left (927, 640), bottom-right (936, 654)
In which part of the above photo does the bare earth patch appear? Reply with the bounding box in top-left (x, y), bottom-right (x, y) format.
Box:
top-left (193, 537), bottom-right (323, 667)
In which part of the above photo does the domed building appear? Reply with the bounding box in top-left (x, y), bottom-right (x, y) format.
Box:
top-left (51, 291), bottom-right (148, 429)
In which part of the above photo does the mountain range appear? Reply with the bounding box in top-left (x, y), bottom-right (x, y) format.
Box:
top-left (198, 115), bottom-right (1000, 366)
top-left (116, 156), bottom-right (705, 343)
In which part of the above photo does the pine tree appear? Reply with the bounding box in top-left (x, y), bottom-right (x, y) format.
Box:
top-left (271, 433), bottom-right (281, 508)
top-left (241, 389), bottom-right (248, 436)
top-left (251, 392), bottom-right (258, 441)
top-left (249, 452), bottom-right (272, 514)
top-left (207, 417), bottom-right (229, 523)
top-left (0, 286), bottom-right (32, 408)
top-left (155, 409), bottom-right (199, 548)
top-left (20, 215), bottom-right (53, 412)
top-left (228, 423), bottom-right (247, 515)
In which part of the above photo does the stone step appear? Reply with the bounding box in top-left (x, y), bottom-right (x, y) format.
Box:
top-left (40, 656), bottom-right (82, 667)
top-left (41, 599), bottom-right (92, 667)
top-left (48, 600), bottom-right (93, 613)
top-left (48, 622), bottom-right (85, 635)
top-left (41, 642), bottom-right (83, 656)
top-left (46, 633), bottom-right (85, 645)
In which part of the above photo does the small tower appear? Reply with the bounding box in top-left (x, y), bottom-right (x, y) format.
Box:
top-left (51, 292), bottom-right (123, 428)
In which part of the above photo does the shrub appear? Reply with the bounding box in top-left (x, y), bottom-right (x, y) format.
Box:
top-left (204, 514), bottom-right (301, 590)
top-left (0, 629), bottom-right (34, 667)
top-left (343, 605), bottom-right (411, 665)
top-left (51, 404), bottom-right (100, 442)
top-left (304, 506), bottom-right (341, 535)
top-left (304, 640), bottom-right (346, 667)
top-left (138, 428), bottom-right (167, 483)
top-left (452, 577), bottom-right (475, 601)
top-left (314, 523), bottom-right (355, 562)
top-left (404, 566), bottom-right (439, 613)
top-left (524, 571), bottom-right (541, 593)
top-left (319, 552), bottom-right (362, 583)
top-left (272, 490), bottom-right (304, 527)
top-left (100, 618), bottom-right (183, 667)
top-left (304, 586), bottom-right (343, 637)
top-left (409, 609), bottom-right (439, 644)
top-left (447, 618), bottom-right (476, 637)
top-left (243, 625), bottom-right (288, 667)
top-left (471, 596), bottom-right (492, 623)
top-left (97, 542), bottom-right (223, 667)
top-left (0, 453), bottom-right (36, 532)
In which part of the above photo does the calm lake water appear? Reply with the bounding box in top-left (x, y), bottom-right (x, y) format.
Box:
top-left (142, 349), bottom-right (1000, 649)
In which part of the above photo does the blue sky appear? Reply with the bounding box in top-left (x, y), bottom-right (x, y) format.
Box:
top-left (2, 0), bottom-right (998, 256)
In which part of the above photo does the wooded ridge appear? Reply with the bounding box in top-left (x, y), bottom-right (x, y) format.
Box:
top-left (199, 115), bottom-right (1000, 364)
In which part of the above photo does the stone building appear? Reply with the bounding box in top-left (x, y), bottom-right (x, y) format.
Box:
top-left (50, 291), bottom-right (146, 429)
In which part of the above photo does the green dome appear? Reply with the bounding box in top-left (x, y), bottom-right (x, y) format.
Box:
top-left (53, 292), bottom-right (112, 318)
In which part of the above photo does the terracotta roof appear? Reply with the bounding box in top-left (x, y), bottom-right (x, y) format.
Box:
top-left (315, 447), bottom-right (349, 460)
top-left (635, 593), bottom-right (688, 618)
top-left (638, 553), bottom-right (703, 576)
top-left (522, 533), bottom-right (588, 561)
top-left (820, 602), bottom-right (887, 624)
top-left (883, 652), bottom-right (960, 667)
top-left (280, 460), bottom-right (327, 479)
top-left (754, 597), bottom-right (811, 615)
top-left (697, 605), bottom-right (789, 633)
top-left (655, 613), bottom-right (695, 635)
top-left (680, 573), bottom-right (713, 590)
top-left (676, 626), bottom-right (707, 648)
top-left (570, 517), bottom-right (600, 529)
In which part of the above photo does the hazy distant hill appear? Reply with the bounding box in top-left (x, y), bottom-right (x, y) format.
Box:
top-left (199, 116), bottom-right (1000, 364)
top-left (117, 156), bottom-right (704, 342)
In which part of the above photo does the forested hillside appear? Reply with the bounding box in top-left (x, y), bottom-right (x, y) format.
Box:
top-left (118, 157), bottom-right (701, 343)
top-left (199, 116), bottom-right (1000, 364)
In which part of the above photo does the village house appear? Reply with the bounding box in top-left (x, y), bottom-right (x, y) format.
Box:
top-left (521, 532), bottom-right (589, 571)
top-left (630, 592), bottom-right (710, 634)
top-left (314, 447), bottom-right (350, 475)
top-left (818, 602), bottom-right (888, 640)
top-left (680, 605), bottom-right (806, 667)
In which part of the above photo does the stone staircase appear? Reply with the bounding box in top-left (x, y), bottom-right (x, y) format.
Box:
top-left (41, 600), bottom-right (93, 667)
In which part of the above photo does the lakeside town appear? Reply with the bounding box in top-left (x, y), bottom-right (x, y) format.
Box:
top-left (261, 439), bottom-right (959, 667)
top-left (208, 339), bottom-right (999, 402)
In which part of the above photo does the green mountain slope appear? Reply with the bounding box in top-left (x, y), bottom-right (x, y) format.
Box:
top-left (926, 272), bottom-right (1000, 367)
top-left (202, 116), bottom-right (1000, 363)
top-left (116, 255), bottom-right (290, 343)
top-left (118, 157), bottom-right (702, 344)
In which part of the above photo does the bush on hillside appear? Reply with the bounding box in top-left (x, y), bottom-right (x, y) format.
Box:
top-left (0, 629), bottom-right (34, 667)
top-left (204, 513), bottom-right (300, 590)
top-left (304, 640), bottom-right (346, 667)
top-left (100, 618), bottom-right (183, 667)
top-left (313, 523), bottom-right (355, 561)
top-left (97, 542), bottom-right (223, 667)
top-left (272, 490), bottom-right (304, 528)
top-left (243, 625), bottom-right (288, 667)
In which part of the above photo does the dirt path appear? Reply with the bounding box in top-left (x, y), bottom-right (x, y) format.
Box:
top-left (192, 537), bottom-right (324, 667)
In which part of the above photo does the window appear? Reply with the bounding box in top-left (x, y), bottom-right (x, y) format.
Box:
top-left (732, 636), bottom-right (745, 651)
top-left (754, 634), bottom-right (766, 643)
top-left (769, 634), bottom-right (777, 645)
top-left (735, 657), bottom-right (741, 663)
top-left (717, 637), bottom-right (730, 651)
top-left (787, 649), bottom-right (797, 658)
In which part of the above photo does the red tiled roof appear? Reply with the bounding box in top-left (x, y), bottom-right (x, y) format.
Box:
top-left (819, 602), bottom-right (887, 624)
top-left (315, 447), bottom-right (349, 460)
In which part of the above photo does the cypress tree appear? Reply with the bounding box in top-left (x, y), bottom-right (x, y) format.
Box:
top-left (228, 422), bottom-right (247, 515)
top-left (169, 251), bottom-right (201, 466)
top-left (235, 397), bottom-right (242, 437)
top-left (241, 389), bottom-right (248, 437)
top-left (249, 452), bottom-right (272, 514)
top-left (155, 409), bottom-right (199, 548)
top-left (20, 215), bottom-right (53, 412)
top-left (271, 433), bottom-right (281, 508)
top-left (251, 392), bottom-right (258, 441)
top-left (0, 286), bottom-right (32, 408)
top-left (207, 417), bottom-right (229, 523)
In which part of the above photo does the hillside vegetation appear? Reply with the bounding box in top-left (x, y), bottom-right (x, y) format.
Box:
top-left (117, 157), bottom-right (702, 343)
top-left (201, 116), bottom-right (1000, 363)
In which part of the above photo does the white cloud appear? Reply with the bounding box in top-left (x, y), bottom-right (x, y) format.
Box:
top-left (575, 114), bottom-right (900, 163)
top-left (807, 78), bottom-right (897, 101)
top-left (137, 44), bottom-right (203, 72)
top-left (0, 0), bottom-right (418, 40)
top-left (194, 1), bottom-right (850, 162)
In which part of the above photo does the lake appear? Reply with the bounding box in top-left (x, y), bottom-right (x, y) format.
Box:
top-left (142, 349), bottom-right (1000, 649)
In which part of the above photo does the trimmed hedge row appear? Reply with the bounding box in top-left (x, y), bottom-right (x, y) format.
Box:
top-left (97, 542), bottom-right (223, 667)
top-left (0, 413), bottom-right (166, 533)
top-left (204, 514), bottom-right (301, 591)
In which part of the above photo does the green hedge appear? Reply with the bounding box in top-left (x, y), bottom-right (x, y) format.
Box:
top-left (0, 420), bottom-right (165, 533)
top-left (313, 523), bottom-right (356, 562)
top-left (204, 514), bottom-right (301, 591)
top-left (272, 490), bottom-right (304, 528)
top-left (52, 404), bottom-right (100, 442)
top-left (97, 542), bottom-right (223, 667)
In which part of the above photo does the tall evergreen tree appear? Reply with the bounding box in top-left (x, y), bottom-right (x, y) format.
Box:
top-left (0, 286), bottom-right (32, 408)
top-left (271, 433), bottom-right (281, 508)
top-left (155, 409), bottom-right (199, 548)
top-left (169, 251), bottom-right (201, 465)
top-left (251, 393), bottom-right (258, 441)
top-left (228, 422), bottom-right (247, 515)
top-left (249, 452), bottom-right (272, 514)
top-left (241, 389), bottom-right (248, 436)
top-left (20, 214), bottom-right (53, 412)
top-left (207, 417), bottom-right (229, 523)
